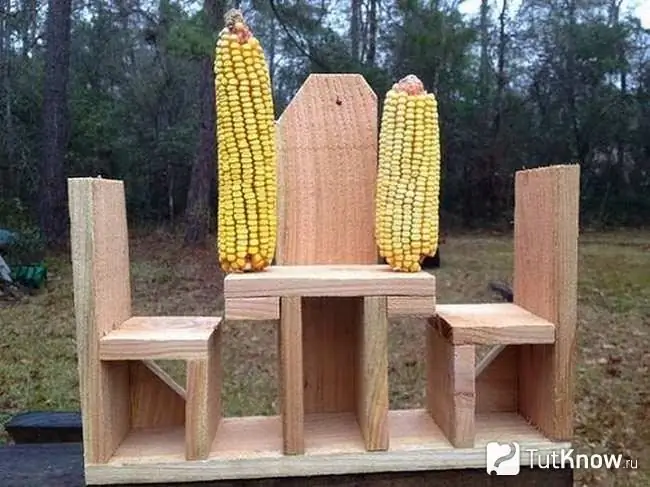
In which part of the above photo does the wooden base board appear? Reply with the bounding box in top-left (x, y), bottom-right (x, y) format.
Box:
top-left (0, 442), bottom-right (575, 487)
top-left (86, 410), bottom-right (571, 485)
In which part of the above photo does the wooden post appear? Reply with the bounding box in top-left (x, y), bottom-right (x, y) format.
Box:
top-left (514, 165), bottom-right (580, 441)
top-left (275, 74), bottom-right (389, 451)
top-left (68, 178), bottom-right (133, 464)
top-left (426, 324), bottom-right (475, 448)
top-left (186, 328), bottom-right (222, 460)
top-left (279, 297), bottom-right (304, 454)
top-left (358, 297), bottom-right (389, 451)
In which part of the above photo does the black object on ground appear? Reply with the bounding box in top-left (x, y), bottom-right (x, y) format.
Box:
top-left (4, 411), bottom-right (82, 444)
top-left (488, 281), bottom-right (514, 302)
top-left (421, 248), bottom-right (441, 269)
top-left (0, 441), bottom-right (573, 487)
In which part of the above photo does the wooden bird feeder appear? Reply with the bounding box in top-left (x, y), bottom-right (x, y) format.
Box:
top-left (68, 74), bottom-right (580, 485)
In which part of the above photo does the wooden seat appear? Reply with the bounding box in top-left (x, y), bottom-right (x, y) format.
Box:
top-left (99, 316), bottom-right (221, 360)
top-left (224, 264), bottom-right (435, 298)
top-left (425, 302), bottom-right (556, 450)
top-left (432, 303), bottom-right (555, 345)
top-left (98, 316), bottom-right (221, 461)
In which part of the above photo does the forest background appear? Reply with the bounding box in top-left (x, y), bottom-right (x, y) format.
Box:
top-left (1, 0), bottom-right (649, 250)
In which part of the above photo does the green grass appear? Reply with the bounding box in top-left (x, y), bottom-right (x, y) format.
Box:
top-left (0, 228), bottom-right (648, 486)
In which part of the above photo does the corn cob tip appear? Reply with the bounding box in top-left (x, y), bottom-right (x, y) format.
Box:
top-left (224, 9), bottom-right (252, 43)
top-left (224, 8), bottom-right (244, 27)
top-left (392, 75), bottom-right (425, 95)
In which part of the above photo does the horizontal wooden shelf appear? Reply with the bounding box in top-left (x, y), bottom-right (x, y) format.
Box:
top-left (433, 303), bottom-right (555, 345)
top-left (224, 265), bottom-right (436, 298)
top-left (99, 316), bottom-right (221, 360)
top-left (86, 410), bottom-right (570, 484)
top-left (224, 295), bottom-right (436, 320)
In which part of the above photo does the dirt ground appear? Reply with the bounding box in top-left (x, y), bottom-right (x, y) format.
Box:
top-left (0, 228), bottom-right (648, 486)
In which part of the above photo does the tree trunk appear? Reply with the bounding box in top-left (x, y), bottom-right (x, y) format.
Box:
top-left (184, 0), bottom-right (225, 246)
top-left (478, 0), bottom-right (490, 104)
top-left (350, 0), bottom-right (361, 61)
top-left (365, 0), bottom-right (377, 65)
top-left (490, 0), bottom-right (508, 222)
top-left (39, 0), bottom-right (72, 248)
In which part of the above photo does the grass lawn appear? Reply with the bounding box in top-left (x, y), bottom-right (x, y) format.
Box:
top-left (0, 228), bottom-right (648, 486)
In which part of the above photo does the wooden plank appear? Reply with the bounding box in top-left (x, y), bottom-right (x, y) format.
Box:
top-left (68, 177), bottom-right (132, 464)
top-left (225, 297), bottom-right (279, 320)
top-left (129, 361), bottom-right (185, 429)
top-left (476, 346), bottom-right (518, 414)
top-left (276, 74), bottom-right (378, 265)
top-left (386, 295), bottom-right (436, 317)
top-left (514, 165), bottom-right (580, 441)
top-left (426, 324), bottom-right (475, 448)
top-left (274, 75), bottom-right (378, 421)
top-left (185, 329), bottom-right (222, 460)
top-left (225, 295), bottom-right (436, 321)
top-left (224, 265), bottom-right (435, 298)
top-left (433, 303), bottom-right (555, 345)
top-left (99, 317), bottom-right (220, 360)
top-left (85, 410), bottom-right (571, 484)
top-left (0, 443), bottom-right (575, 487)
top-left (278, 297), bottom-right (304, 454)
top-left (357, 297), bottom-right (389, 451)
top-left (302, 297), bottom-right (360, 413)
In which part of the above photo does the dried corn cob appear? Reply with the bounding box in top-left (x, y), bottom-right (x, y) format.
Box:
top-left (375, 75), bottom-right (441, 272)
top-left (214, 9), bottom-right (277, 273)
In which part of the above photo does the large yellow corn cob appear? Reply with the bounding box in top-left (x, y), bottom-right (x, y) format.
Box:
top-left (214, 9), bottom-right (277, 273)
top-left (375, 75), bottom-right (441, 272)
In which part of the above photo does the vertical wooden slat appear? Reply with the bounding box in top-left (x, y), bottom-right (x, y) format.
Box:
top-left (301, 297), bottom-right (360, 413)
top-left (68, 177), bottom-right (132, 464)
top-left (186, 328), bottom-right (222, 460)
top-left (279, 297), bottom-right (304, 454)
top-left (426, 322), bottom-right (475, 448)
top-left (357, 297), bottom-right (389, 451)
top-left (514, 164), bottom-right (580, 441)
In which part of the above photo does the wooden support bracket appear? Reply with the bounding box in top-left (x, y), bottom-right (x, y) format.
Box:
top-left (129, 361), bottom-right (185, 429)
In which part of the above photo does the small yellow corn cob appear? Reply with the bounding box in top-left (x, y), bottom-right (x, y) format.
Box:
top-left (375, 75), bottom-right (441, 272)
top-left (214, 9), bottom-right (277, 273)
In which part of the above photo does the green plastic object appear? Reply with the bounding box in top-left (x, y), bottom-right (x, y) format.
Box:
top-left (11, 262), bottom-right (47, 289)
